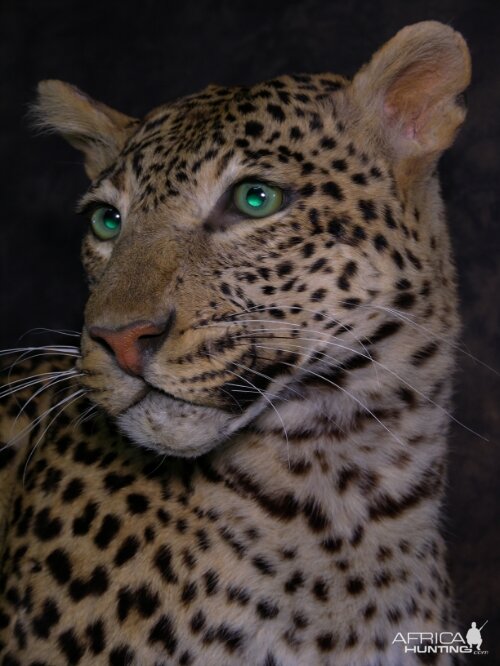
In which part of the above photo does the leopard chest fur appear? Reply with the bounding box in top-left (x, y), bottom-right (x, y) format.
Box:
top-left (0, 386), bottom-right (452, 666)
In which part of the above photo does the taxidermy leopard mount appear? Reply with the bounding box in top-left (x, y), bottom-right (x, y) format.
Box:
top-left (0, 20), bottom-right (471, 666)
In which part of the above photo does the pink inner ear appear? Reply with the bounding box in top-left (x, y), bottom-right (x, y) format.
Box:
top-left (383, 64), bottom-right (446, 143)
top-left (383, 101), bottom-right (420, 140)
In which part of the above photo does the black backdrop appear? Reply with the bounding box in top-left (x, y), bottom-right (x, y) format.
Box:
top-left (1, 0), bottom-right (499, 658)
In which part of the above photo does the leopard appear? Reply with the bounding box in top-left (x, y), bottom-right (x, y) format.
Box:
top-left (0, 21), bottom-right (472, 666)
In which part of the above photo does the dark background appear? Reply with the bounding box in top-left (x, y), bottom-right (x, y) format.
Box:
top-left (1, 0), bottom-right (499, 659)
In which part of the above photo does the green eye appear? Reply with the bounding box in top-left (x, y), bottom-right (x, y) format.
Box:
top-left (90, 206), bottom-right (121, 240)
top-left (233, 182), bottom-right (283, 218)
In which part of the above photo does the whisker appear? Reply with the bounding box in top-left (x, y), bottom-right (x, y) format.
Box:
top-left (0, 368), bottom-right (78, 399)
top-left (204, 349), bottom-right (357, 446)
top-left (204, 352), bottom-right (291, 468)
top-left (237, 343), bottom-right (405, 447)
top-left (206, 301), bottom-right (498, 378)
top-left (228, 303), bottom-right (373, 351)
top-left (12, 372), bottom-right (84, 436)
top-left (71, 403), bottom-right (98, 428)
top-left (237, 336), bottom-right (488, 442)
top-left (0, 348), bottom-right (77, 397)
top-left (3, 385), bottom-right (84, 451)
top-left (4, 351), bottom-right (80, 379)
top-left (193, 313), bottom-right (490, 441)
top-left (145, 452), bottom-right (168, 477)
top-left (204, 309), bottom-right (496, 440)
top-left (0, 345), bottom-right (80, 357)
top-left (296, 368), bottom-right (404, 445)
top-left (202, 306), bottom-right (373, 358)
top-left (19, 327), bottom-right (81, 340)
top-left (1, 347), bottom-right (80, 390)
top-left (200, 308), bottom-right (379, 383)
top-left (225, 357), bottom-right (301, 402)
top-left (218, 382), bottom-right (285, 403)
top-left (80, 406), bottom-right (99, 425)
top-left (22, 388), bottom-right (87, 484)
top-left (216, 386), bottom-right (246, 413)
top-left (363, 303), bottom-right (500, 377)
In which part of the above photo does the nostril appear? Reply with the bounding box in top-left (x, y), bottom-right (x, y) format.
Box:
top-left (136, 330), bottom-right (166, 356)
top-left (139, 318), bottom-right (175, 355)
top-left (88, 329), bottom-right (115, 355)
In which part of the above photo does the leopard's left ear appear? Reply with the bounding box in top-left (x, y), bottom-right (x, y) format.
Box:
top-left (33, 80), bottom-right (138, 180)
top-left (348, 21), bottom-right (471, 171)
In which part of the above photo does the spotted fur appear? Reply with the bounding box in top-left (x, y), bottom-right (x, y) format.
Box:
top-left (0, 22), bottom-right (471, 665)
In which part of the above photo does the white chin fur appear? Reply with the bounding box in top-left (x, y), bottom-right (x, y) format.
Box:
top-left (117, 390), bottom-right (241, 457)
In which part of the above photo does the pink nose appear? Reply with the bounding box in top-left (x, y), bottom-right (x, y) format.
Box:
top-left (88, 320), bottom-right (168, 376)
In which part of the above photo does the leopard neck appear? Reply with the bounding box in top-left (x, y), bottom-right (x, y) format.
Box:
top-left (207, 340), bottom-right (455, 547)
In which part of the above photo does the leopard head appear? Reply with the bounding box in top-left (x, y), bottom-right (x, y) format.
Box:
top-left (34, 21), bottom-right (470, 456)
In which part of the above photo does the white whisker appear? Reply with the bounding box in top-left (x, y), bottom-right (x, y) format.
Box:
top-left (3, 387), bottom-right (84, 451)
top-left (22, 389), bottom-right (87, 484)
top-left (206, 353), bottom-right (291, 468)
top-left (12, 372), bottom-right (84, 436)
top-left (4, 351), bottom-right (80, 378)
top-left (237, 336), bottom-right (488, 443)
top-left (19, 327), bottom-right (81, 340)
top-left (225, 357), bottom-right (300, 402)
top-left (200, 308), bottom-right (491, 442)
top-left (244, 343), bottom-right (405, 447)
top-left (363, 303), bottom-right (500, 377)
top-left (0, 368), bottom-right (78, 399)
top-left (71, 403), bottom-right (98, 428)
top-left (0, 345), bottom-right (80, 357)
top-left (205, 301), bottom-right (498, 378)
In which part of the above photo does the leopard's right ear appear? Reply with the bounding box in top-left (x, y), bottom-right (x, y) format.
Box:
top-left (33, 80), bottom-right (138, 180)
top-left (347, 22), bottom-right (471, 181)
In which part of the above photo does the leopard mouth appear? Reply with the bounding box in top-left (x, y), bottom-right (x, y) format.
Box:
top-left (116, 384), bottom-right (259, 457)
top-left (142, 383), bottom-right (225, 411)
top-left (82, 344), bottom-right (296, 457)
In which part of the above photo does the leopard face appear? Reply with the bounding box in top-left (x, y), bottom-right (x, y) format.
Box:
top-left (35, 21), bottom-right (470, 457)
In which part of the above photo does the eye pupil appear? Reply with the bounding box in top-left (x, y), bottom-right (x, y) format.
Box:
top-left (246, 187), bottom-right (266, 208)
top-left (103, 212), bottom-right (120, 230)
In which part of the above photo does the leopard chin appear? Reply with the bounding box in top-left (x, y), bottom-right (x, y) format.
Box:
top-left (116, 388), bottom-right (257, 457)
